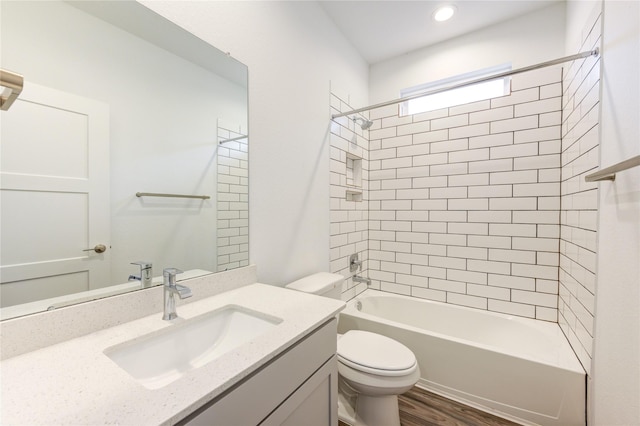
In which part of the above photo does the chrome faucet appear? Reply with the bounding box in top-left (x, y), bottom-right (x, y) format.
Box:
top-left (353, 275), bottom-right (371, 285)
top-left (162, 268), bottom-right (192, 320)
top-left (129, 261), bottom-right (153, 288)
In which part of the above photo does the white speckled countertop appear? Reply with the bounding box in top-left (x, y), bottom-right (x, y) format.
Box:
top-left (0, 283), bottom-right (345, 425)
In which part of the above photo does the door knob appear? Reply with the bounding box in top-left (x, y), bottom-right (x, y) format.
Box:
top-left (83, 244), bottom-right (107, 254)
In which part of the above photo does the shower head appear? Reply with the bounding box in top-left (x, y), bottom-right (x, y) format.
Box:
top-left (352, 116), bottom-right (373, 130)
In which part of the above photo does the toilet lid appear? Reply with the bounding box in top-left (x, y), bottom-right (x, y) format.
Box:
top-left (337, 330), bottom-right (417, 377)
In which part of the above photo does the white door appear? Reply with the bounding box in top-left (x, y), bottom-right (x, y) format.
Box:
top-left (0, 82), bottom-right (110, 308)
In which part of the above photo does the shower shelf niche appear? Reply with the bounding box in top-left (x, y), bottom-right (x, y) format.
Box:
top-left (345, 153), bottom-right (363, 202)
top-left (346, 189), bottom-right (362, 202)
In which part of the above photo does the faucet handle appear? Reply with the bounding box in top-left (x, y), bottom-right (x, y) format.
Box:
top-left (163, 268), bottom-right (183, 285)
top-left (131, 261), bottom-right (152, 269)
top-left (349, 253), bottom-right (362, 273)
top-left (130, 261), bottom-right (154, 287)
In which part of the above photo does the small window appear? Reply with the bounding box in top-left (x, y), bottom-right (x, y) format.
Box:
top-left (400, 64), bottom-right (512, 116)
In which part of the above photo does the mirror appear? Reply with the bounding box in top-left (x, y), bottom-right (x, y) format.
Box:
top-left (0, 1), bottom-right (248, 320)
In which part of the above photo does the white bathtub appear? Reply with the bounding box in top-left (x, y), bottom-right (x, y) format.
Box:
top-left (337, 289), bottom-right (585, 426)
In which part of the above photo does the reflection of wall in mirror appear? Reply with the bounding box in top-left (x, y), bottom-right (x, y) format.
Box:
top-left (0, 1), bottom-right (248, 307)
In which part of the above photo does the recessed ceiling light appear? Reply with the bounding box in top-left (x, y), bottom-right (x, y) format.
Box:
top-left (433, 5), bottom-right (456, 22)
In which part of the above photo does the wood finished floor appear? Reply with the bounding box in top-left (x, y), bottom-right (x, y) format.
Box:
top-left (339, 386), bottom-right (519, 426)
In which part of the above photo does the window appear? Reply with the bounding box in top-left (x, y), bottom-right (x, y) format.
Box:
top-left (400, 64), bottom-right (512, 116)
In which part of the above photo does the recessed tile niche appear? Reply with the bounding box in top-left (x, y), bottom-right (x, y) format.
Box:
top-left (346, 154), bottom-right (363, 201)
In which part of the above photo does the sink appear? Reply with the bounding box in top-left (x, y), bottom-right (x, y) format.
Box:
top-left (104, 305), bottom-right (282, 389)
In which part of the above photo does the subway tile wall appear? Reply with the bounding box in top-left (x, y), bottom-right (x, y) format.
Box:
top-left (364, 67), bottom-right (563, 320)
top-left (217, 126), bottom-right (249, 272)
top-left (329, 94), bottom-right (370, 299)
top-left (559, 6), bottom-right (602, 374)
top-left (331, 66), bottom-right (565, 319)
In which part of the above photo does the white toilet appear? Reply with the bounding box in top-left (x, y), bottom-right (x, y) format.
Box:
top-left (286, 272), bottom-right (420, 426)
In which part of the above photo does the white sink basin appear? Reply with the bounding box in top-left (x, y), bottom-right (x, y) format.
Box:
top-left (104, 305), bottom-right (282, 389)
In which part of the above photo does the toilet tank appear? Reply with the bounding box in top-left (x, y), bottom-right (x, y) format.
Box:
top-left (285, 272), bottom-right (344, 300)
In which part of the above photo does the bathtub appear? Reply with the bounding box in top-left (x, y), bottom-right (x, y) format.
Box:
top-left (337, 289), bottom-right (585, 426)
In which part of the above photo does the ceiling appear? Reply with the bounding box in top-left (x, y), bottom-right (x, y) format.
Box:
top-left (318, 1), bottom-right (562, 64)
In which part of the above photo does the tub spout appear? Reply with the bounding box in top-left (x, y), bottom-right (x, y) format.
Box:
top-left (353, 275), bottom-right (371, 285)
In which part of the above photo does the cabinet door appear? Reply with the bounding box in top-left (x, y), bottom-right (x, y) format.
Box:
top-left (180, 319), bottom-right (337, 426)
top-left (261, 355), bottom-right (338, 426)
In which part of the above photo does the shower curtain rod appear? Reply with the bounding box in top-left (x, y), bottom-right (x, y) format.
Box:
top-left (332, 49), bottom-right (599, 119)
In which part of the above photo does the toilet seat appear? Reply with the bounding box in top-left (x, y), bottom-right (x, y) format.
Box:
top-left (337, 330), bottom-right (417, 377)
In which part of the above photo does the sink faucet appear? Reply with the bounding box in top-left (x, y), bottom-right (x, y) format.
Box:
top-left (162, 268), bottom-right (192, 320)
top-left (129, 261), bottom-right (153, 288)
top-left (353, 275), bottom-right (371, 285)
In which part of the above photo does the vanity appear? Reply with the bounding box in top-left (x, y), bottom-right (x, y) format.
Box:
top-left (0, 267), bottom-right (345, 425)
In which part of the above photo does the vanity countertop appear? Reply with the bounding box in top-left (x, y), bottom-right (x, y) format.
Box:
top-left (0, 283), bottom-right (345, 425)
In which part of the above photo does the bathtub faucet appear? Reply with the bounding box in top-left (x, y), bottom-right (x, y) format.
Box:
top-left (353, 275), bottom-right (371, 285)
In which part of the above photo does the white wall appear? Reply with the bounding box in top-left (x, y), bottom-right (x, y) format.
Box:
top-left (369, 2), bottom-right (566, 104)
top-left (590, 0), bottom-right (640, 423)
top-left (141, 1), bottom-right (369, 285)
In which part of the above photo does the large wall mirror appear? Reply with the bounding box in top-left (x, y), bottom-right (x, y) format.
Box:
top-left (0, 1), bottom-right (249, 320)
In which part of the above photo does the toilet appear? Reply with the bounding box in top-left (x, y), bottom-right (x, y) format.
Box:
top-left (286, 272), bottom-right (420, 426)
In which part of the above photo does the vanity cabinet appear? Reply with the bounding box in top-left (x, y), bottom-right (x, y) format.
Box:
top-left (180, 318), bottom-right (338, 426)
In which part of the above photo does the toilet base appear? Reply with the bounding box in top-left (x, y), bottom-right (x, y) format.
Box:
top-left (337, 388), bottom-right (357, 425)
top-left (355, 394), bottom-right (401, 426)
top-left (337, 380), bottom-right (401, 426)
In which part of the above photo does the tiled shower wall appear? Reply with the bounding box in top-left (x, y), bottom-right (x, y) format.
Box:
top-left (364, 68), bottom-right (563, 321)
top-left (331, 68), bottom-right (567, 321)
top-left (329, 94), bottom-right (370, 299)
top-left (559, 6), bottom-right (602, 373)
top-left (216, 126), bottom-right (249, 272)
